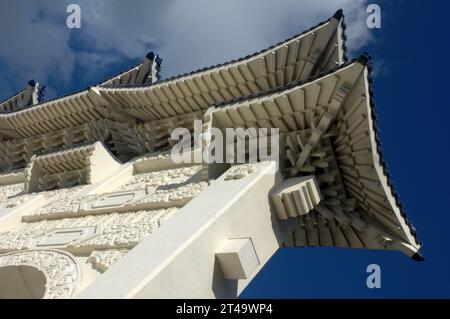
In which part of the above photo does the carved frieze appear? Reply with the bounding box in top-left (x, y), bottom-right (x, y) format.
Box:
top-left (29, 226), bottom-right (101, 249)
top-left (0, 208), bottom-right (177, 252)
top-left (0, 250), bottom-right (79, 299)
top-left (23, 166), bottom-right (205, 221)
top-left (224, 164), bottom-right (257, 181)
top-left (117, 165), bottom-right (203, 192)
top-left (88, 249), bottom-right (130, 273)
top-left (137, 182), bottom-right (208, 206)
top-left (81, 190), bottom-right (148, 213)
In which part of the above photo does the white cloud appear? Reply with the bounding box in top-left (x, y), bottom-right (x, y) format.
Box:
top-left (0, 0), bottom-right (372, 101)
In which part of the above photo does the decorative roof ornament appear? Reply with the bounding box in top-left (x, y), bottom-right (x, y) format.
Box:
top-left (37, 85), bottom-right (46, 104)
top-left (143, 51), bottom-right (162, 84)
top-left (14, 79), bottom-right (46, 109)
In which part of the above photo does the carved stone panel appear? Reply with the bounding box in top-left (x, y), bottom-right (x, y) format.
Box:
top-left (0, 208), bottom-right (177, 253)
top-left (29, 226), bottom-right (100, 249)
top-left (88, 249), bottom-right (129, 273)
top-left (81, 190), bottom-right (147, 213)
top-left (0, 250), bottom-right (79, 299)
top-left (224, 164), bottom-right (257, 181)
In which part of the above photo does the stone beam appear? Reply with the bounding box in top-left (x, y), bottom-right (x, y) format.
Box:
top-left (76, 162), bottom-right (295, 298)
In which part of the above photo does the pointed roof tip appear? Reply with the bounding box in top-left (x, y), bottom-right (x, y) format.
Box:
top-left (357, 52), bottom-right (373, 66)
top-left (333, 9), bottom-right (344, 20)
top-left (146, 51), bottom-right (157, 60)
top-left (411, 252), bottom-right (425, 262)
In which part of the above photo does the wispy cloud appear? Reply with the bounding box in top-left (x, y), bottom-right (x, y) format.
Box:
top-left (0, 0), bottom-right (372, 101)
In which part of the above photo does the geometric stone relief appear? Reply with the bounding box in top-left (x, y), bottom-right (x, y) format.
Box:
top-left (22, 183), bottom-right (206, 222)
top-left (1, 185), bottom-right (86, 211)
top-left (116, 165), bottom-right (203, 192)
top-left (77, 209), bottom-right (176, 248)
top-left (81, 190), bottom-right (147, 214)
top-left (0, 221), bottom-right (49, 251)
top-left (87, 249), bottom-right (129, 273)
top-left (0, 208), bottom-right (177, 253)
top-left (1, 184), bottom-right (90, 213)
top-left (28, 226), bottom-right (101, 249)
top-left (135, 181), bottom-right (209, 208)
top-left (22, 185), bottom-right (89, 221)
top-left (0, 250), bottom-right (79, 299)
top-left (23, 168), bottom-right (207, 221)
top-left (224, 164), bottom-right (257, 181)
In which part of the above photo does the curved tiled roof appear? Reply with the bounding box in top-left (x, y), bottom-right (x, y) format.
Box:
top-left (103, 9), bottom-right (348, 90)
top-left (0, 89), bottom-right (104, 138)
top-left (209, 56), bottom-right (421, 257)
top-left (96, 12), bottom-right (346, 122)
top-left (363, 54), bottom-right (422, 253)
top-left (0, 89), bottom-right (26, 110)
top-left (0, 10), bottom-right (346, 138)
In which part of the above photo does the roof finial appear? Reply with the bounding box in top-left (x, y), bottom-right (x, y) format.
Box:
top-left (333, 9), bottom-right (344, 20)
top-left (411, 252), bottom-right (425, 262)
top-left (146, 51), bottom-right (156, 60)
top-left (136, 51), bottom-right (162, 84)
top-left (357, 52), bottom-right (373, 67)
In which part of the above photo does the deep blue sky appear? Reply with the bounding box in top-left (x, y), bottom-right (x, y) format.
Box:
top-left (243, 0), bottom-right (450, 298)
top-left (1, 0), bottom-right (449, 298)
